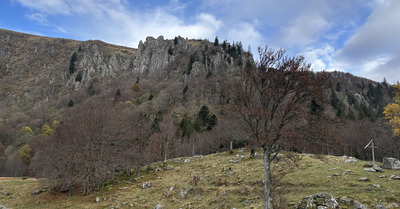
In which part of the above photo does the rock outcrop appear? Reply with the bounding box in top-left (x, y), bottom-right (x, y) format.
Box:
top-left (382, 157), bottom-right (400, 170)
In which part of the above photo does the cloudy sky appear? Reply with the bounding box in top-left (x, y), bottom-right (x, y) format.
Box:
top-left (1, 0), bottom-right (399, 83)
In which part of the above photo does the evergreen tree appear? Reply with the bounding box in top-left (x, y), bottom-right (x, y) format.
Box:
top-left (214, 36), bottom-right (219, 46)
top-left (308, 99), bottom-right (324, 115)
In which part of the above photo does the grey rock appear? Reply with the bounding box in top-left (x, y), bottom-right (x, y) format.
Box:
top-left (294, 192), bottom-right (339, 209)
top-left (0, 205), bottom-right (9, 209)
top-left (142, 182), bottom-right (151, 189)
top-left (375, 204), bottom-right (387, 209)
top-left (379, 175), bottom-right (386, 178)
top-left (382, 157), bottom-right (400, 170)
top-left (363, 168), bottom-right (376, 172)
top-left (164, 165), bottom-right (172, 171)
top-left (154, 204), bottom-right (163, 209)
top-left (389, 174), bottom-right (400, 180)
top-left (390, 203), bottom-right (398, 208)
top-left (354, 201), bottom-right (368, 209)
top-left (372, 184), bottom-right (382, 188)
top-left (358, 177), bottom-right (369, 182)
top-left (345, 158), bottom-right (358, 163)
top-left (180, 188), bottom-right (191, 198)
top-left (184, 159), bottom-right (190, 163)
top-left (154, 167), bottom-right (161, 172)
top-left (95, 196), bottom-right (100, 203)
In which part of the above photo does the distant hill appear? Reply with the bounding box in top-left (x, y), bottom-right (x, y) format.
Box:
top-left (0, 28), bottom-right (397, 177)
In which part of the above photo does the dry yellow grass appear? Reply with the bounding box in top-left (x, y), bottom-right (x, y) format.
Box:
top-left (1, 150), bottom-right (400, 208)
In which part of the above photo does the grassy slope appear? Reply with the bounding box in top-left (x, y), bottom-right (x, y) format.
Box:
top-left (1, 150), bottom-right (400, 209)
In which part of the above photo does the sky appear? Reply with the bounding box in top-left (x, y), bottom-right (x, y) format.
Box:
top-left (1, 0), bottom-right (399, 83)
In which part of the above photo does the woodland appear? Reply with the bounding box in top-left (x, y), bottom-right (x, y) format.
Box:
top-left (0, 30), bottom-right (399, 208)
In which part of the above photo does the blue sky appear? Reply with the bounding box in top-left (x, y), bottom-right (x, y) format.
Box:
top-left (1, 0), bottom-right (399, 83)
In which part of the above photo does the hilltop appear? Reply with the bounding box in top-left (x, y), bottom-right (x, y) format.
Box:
top-left (1, 150), bottom-right (400, 208)
top-left (0, 28), bottom-right (398, 198)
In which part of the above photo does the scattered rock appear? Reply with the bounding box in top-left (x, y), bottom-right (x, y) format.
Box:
top-left (192, 155), bottom-right (203, 158)
top-left (154, 167), bottom-right (161, 172)
top-left (345, 157), bottom-right (358, 163)
top-left (3, 193), bottom-right (11, 196)
top-left (364, 168), bottom-right (376, 172)
top-left (330, 167), bottom-right (338, 170)
top-left (338, 196), bottom-right (351, 205)
top-left (389, 175), bottom-right (400, 180)
top-left (0, 205), bottom-right (9, 209)
top-left (379, 175), bottom-right (386, 178)
top-left (236, 154), bottom-right (244, 159)
top-left (229, 171), bottom-right (235, 176)
top-left (372, 184), bottom-right (382, 188)
top-left (166, 186), bottom-right (174, 197)
top-left (142, 182), bottom-right (151, 189)
top-left (354, 200), bottom-right (368, 209)
top-left (294, 192), bottom-right (339, 209)
top-left (164, 165), bottom-right (172, 171)
top-left (129, 203), bottom-right (134, 207)
top-left (95, 197), bottom-right (100, 203)
top-left (358, 177), bottom-right (369, 182)
top-left (154, 204), bottom-right (163, 209)
top-left (31, 188), bottom-right (47, 196)
top-left (119, 187), bottom-right (128, 190)
top-left (390, 203), bottom-right (398, 208)
top-left (184, 159), bottom-right (190, 163)
top-left (229, 159), bottom-right (238, 163)
top-left (363, 162), bottom-right (374, 167)
top-left (180, 188), bottom-right (191, 198)
top-left (382, 157), bottom-right (400, 170)
top-left (174, 166), bottom-right (180, 171)
top-left (375, 204), bottom-right (387, 209)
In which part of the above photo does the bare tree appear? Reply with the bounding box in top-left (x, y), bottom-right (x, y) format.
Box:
top-left (230, 46), bottom-right (325, 209)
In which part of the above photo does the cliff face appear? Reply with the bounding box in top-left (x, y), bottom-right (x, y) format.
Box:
top-left (0, 29), bottom-right (253, 109)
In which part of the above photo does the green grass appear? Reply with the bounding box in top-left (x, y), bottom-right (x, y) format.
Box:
top-left (1, 150), bottom-right (400, 208)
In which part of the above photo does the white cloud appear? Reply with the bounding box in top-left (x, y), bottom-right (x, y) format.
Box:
top-left (333, 0), bottom-right (400, 82)
top-left (26, 13), bottom-right (48, 25)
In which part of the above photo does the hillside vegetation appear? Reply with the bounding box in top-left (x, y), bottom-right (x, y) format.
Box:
top-left (1, 150), bottom-right (400, 208)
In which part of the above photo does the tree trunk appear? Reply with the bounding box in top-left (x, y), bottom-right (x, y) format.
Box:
top-left (263, 149), bottom-right (272, 209)
top-left (68, 185), bottom-right (73, 197)
top-left (229, 140), bottom-right (233, 154)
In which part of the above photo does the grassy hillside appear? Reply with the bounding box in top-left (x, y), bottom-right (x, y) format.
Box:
top-left (1, 150), bottom-right (400, 208)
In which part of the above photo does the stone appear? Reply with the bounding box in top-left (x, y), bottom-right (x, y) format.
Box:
top-left (164, 165), bottom-right (172, 171)
top-left (180, 188), bottom-right (191, 198)
top-left (354, 201), bottom-right (368, 209)
top-left (363, 168), bottom-right (376, 172)
top-left (294, 192), bottom-right (339, 209)
top-left (389, 175), bottom-right (400, 180)
top-left (390, 203), bottom-right (398, 208)
top-left (229, 159), bottom-right (238, 163)
top-left (119, 187), bottom-right (128, 190)
top-left (379, 175), bottom-right (386, 178)
top-left (375, 204), bottom-right (387, 209)
top-left (382, 157), bottom-right (400, 170)
top-left (363, 162), bottom-right (374, 167)
top-left (129, 203), bottom-right (134, 207)
top-left (142, 182), bottom-right (151, 189)
top-left (358, 177), bottom-right (369, 182)
top-left (372, 184), bottom-right (382, 188)
top-left (0, 205), bottom-right (9, 209)
top-left (95, 197), bottom-right (100, 203)
top-left (174, 167), bottom-right (180, 171)
top-left (345, 158), bottom-right (358, 163)
top-left (154, 204), bottom-right (163, 209)
top-left (184, 159), bottom-right (190, 163)
top-left (31, 189), bottom-right (45, 196)
top-left (154, 167), bottom-right (161, 172)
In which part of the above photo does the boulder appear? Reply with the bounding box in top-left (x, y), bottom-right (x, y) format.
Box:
top-left (345, 158), bottom-right (358, 163)
top-left (363, 165), bottom-right (384, 172)
top-left (294, 192), bottom-right (339, 209)
top-left (382, 157), bottom-right (400, 170)
top-left (389, 175), bottom-right (400, 180)
top-left (0, 205), bottom-right (9, 209)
